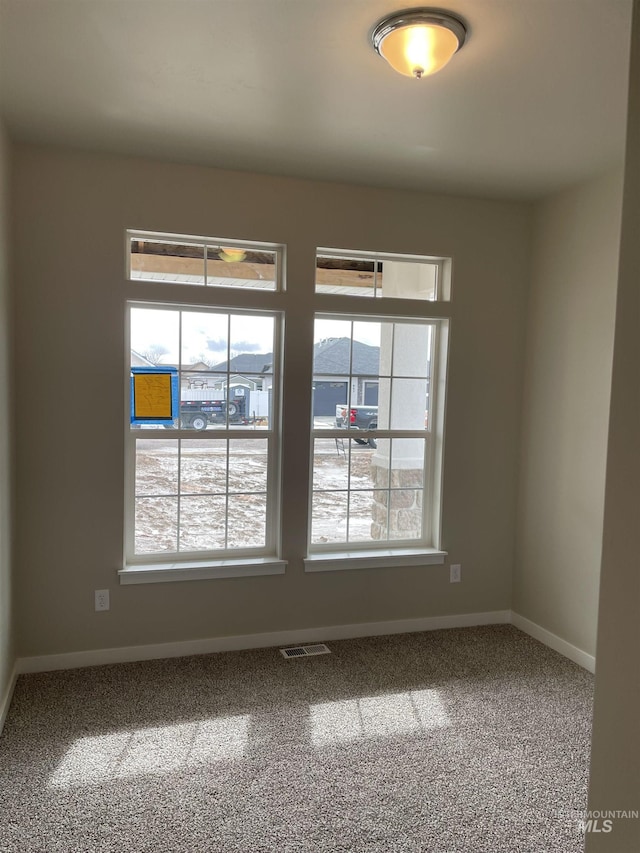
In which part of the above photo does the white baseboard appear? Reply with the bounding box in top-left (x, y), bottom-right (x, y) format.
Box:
top-left (16, 610), bottom-right (511, 674)
top-left (511, 612), bottom-right (595, 673)
top-left (12, 611), bottom-right (594, 678)
top-left (0, 665), bottom-right (18, 735)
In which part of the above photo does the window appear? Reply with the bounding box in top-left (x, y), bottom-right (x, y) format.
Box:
top-left (128, 231), bottom-right (279, 291)
top-left (307, 249), bottom-right (449, 570)
top-left (315, 249), bottom-right (449, 301)
top-left (122, 234), bottom-right (447, 582)
top-left (122, 232), bottom-right (284, 583)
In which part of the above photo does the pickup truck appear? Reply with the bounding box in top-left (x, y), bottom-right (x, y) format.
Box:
top-left (335, 404), bottom-right (378, 448)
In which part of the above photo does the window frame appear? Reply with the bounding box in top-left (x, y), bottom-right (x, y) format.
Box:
top-left (308, 312), bottom-right (447, 556)
top-left (120, 233), bottom-right (286, 584)
top-left (119, 235), bottom-right (450, 582)
top-left (127, 229), bottom-right (282, 292)
top-left (315, 246), bottom-right (451, 301)
top-left (306, 247), bottom-right (450, 570)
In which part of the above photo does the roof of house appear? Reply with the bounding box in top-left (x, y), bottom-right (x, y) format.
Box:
top-left (130, 349), bottom-right (155, 367)
top-left (209, 353), bottom-right (273, 375)
top-left (313, 337), bottom-right (379, 376)
top-left (134, 339), bottom-right (380, 376)
top-left (204, 338), bottom-right (380, 376)
top-left (183, 361), bottom-right (214, 373)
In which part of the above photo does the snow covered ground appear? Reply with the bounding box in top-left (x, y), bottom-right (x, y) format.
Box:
top-left (133, 436), bottom-right (377, 554)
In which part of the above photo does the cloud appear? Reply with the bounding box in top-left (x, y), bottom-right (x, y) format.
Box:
top-left (230, 341), bottom-right (261, 353)
top-left (205, 338), bottom-right (227, 352)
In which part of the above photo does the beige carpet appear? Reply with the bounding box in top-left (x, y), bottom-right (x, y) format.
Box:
top-left (0, 626), bottom-right (593, 852)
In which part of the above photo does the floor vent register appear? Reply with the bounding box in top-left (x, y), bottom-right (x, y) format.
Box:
top-left (280, 643), bottom-right (331, 659)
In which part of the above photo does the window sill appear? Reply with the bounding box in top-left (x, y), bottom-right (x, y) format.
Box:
top-left (119, 557), bottom-right (287, 585)
top-left (304, 549), bottom-right (447, 573)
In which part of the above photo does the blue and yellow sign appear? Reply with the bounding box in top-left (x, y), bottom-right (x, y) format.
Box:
top-left (130, 367), bottom-right (179, 425)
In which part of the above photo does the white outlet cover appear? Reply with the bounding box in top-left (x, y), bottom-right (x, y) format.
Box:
top-left (95, 589), bottom-right (110, 611)
top-left (450, 564), bottom-right (461, 583)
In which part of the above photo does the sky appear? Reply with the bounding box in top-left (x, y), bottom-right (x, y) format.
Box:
top-left (130, 308), bottom-right (383, 366)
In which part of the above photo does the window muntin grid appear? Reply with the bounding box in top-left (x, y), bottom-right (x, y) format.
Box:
top-left (310, 315), bottom-right (440, 551)
top-left (134, 437), bottom-right (269, 555)
top-left (127, 303), bottom-right (280, 563)
top-left (130, 306), bottom-right (275, 431)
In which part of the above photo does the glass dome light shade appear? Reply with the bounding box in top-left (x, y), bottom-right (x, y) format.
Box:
top-left (372, 10), bottom-right (466, 79)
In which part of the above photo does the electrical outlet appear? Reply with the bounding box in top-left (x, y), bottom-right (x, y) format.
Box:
top-left (95, 589), bottom-right (110, 611)
top-left (450, 564), bottom-right (461, 583)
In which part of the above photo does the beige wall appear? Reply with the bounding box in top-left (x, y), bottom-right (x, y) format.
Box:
top-left (0, 124), bottom-right (14, 710)
top-left (587, 1), bottom-right (640, 847)
top-left (513, 170), bottom-right (623, 657)
top-left (11, 144), bottom-right (529, 657)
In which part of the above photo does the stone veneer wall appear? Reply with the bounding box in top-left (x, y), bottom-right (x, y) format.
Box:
top-left (370, 451), bottom-right (423, 540)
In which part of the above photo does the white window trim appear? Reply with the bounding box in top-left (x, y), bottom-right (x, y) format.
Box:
top-left (127, 229), bottom-right (282, 292)
top-left (308, 312), bottom-right (448, 559)
top-left (124, 296), bottom-right (284, 576)
top-left (316, 247), bottom-right (450, 301)
top-left (122, 237), bottom-right (451, 582)
top-left (304, 549), bottom-right (447, 573)
top-left (119, 556), bottom-right (287, 585)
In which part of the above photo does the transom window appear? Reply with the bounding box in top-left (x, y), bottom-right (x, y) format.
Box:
top-left (128, 230), bottom-right (279, 291)
top-left (315, 249), bottom-right (449, 301)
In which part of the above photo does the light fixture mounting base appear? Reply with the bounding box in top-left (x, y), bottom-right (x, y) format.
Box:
top-left (371, 7), bottom-right (468, 57)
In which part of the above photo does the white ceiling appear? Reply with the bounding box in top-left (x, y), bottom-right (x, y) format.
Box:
top-left (0, 0), bottom-right (633, 199)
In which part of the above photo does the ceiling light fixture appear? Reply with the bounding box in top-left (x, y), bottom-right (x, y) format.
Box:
top-left (371, 8), bottom-right (467, 79)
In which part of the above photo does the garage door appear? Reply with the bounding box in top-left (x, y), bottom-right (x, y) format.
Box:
top-left (312, 381), bottom-right (348, 416)
top-left (364, 381), bottom-right (379, 405)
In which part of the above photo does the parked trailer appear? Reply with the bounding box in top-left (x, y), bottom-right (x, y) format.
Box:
top-left (173, 388), bottom-right (271, 430)
top-left (174, 389), bottom-right (248, 430)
